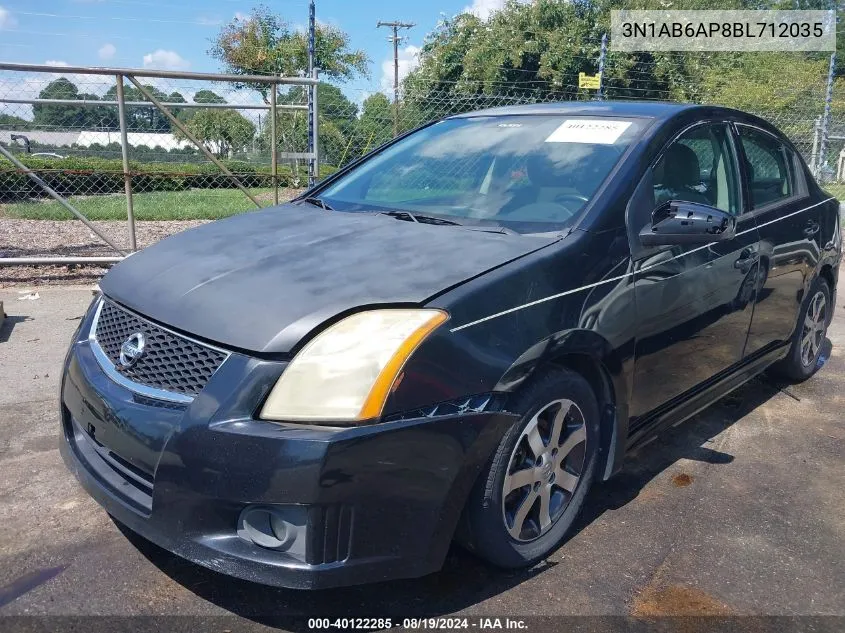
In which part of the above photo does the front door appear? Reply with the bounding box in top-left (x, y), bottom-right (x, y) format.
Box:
top-left (627, 122), bottom-right (760, 421)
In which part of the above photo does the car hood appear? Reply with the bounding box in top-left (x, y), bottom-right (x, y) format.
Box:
top-left (100, 204), bottom-right (557, 354)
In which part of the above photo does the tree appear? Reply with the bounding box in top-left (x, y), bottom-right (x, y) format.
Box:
top-left (209, 5), bottom-right (369, 100)
top-left (102, 82), bottom-right (180, 131)
top-left (193, 90), bottom-right (227, 104)
top-left (357, 93), bottom-right (393, 154)
top-left (402, 0), bottom-right (838, 129)
top-left (31, 78), bottom-right (121, 130)
top-left (166, 91), bottom-right (187, 122)
top-left (0, 113), bottom-right (31, 130)
top-left (175, 109), bottom-right (255, 157)
top-left (33, 78), bottom-right (91, 129)
top-left (260, 82), bottom-right (358, 170)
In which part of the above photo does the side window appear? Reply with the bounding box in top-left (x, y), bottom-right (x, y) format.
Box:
top-left (652, 123), bottom-right (740, 215)
top-left (737, 126), bottom-right (793, 209)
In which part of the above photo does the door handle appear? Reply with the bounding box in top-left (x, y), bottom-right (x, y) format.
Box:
top-left (733, 249), bottom-right (759, 271)
top-left (804, 222), bottom-right (820, 237)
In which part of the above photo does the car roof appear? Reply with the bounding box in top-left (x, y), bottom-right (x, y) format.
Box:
top-left (448, 100), bottom-right (719, 121)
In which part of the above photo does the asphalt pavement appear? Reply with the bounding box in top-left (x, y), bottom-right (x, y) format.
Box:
top-left (0, 282), bottom-right (843, 630)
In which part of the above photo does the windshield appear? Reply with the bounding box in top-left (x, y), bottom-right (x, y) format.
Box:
top-left (316, 114), bottom-right (646, 234)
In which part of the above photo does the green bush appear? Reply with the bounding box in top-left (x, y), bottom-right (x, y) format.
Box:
top-left (0, 155), bottom-right (336, 200)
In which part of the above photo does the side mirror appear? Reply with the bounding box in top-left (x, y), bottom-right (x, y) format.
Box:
top-left (639, 200), bottom-right (736, 247)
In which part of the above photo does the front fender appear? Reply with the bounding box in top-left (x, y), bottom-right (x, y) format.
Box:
top-left (495, 328), bottom-right (623, 397)
top-left (495, 328), bottom-right (630, 480)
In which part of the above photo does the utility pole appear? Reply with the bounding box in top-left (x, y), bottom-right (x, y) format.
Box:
top-left (307, 0), bottom-right (317, 186)
top-left (596, 33), bottom-right (607, 101)
top-left (377, 20), bottom-right (414, 137)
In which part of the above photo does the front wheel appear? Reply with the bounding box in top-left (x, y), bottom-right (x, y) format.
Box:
top-left (771, 276), bottom-right (831, 382)
top-left (459, 368), bottom-right (600, 568)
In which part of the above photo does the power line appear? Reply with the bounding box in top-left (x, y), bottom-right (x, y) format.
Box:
top-left (377, 20), bottom-right (414, 137)
top-left (2, 28), bottom-right (171, 43)
top-left (7, 10), bottom-right (221, 26)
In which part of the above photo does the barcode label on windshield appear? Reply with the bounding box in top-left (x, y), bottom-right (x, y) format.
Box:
top-left (545, 120), bottom-right (632, 144)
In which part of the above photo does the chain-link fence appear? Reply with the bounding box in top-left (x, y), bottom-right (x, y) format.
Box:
top-left (1, 49), bottom-right (842, 268)
top-left (0, 63), bottom-right (317, 265)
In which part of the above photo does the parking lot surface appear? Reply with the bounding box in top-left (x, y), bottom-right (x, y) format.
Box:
top-left (0, 279), bottom-right (843, 627)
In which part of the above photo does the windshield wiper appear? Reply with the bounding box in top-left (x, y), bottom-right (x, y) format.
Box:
top-left (380, 210), bottom-right (462, 226)
top-left (301, 196), bottom-right (333, 211)
top-left (462, 225), bottom-right (518, 235)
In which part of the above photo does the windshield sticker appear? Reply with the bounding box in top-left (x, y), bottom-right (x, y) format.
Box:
top-left (545, 119), bottom-right (632, 144)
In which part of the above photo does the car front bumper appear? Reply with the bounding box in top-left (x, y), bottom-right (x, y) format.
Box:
top-left (59, 304), bottom-right (517, 589)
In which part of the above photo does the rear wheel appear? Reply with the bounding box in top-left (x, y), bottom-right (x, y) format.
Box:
top-left (460, 368), bottom-right (600, 568)
top-left (771, 277), bottom-right (830, 382)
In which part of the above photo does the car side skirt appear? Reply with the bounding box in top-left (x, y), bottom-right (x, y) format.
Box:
top-left (625, 341), bottom-right (789, 452)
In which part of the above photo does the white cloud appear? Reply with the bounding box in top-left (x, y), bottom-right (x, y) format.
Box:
top-left (380, 45), bottom-right (420, 95)
top-left (44, 60), bottom-right (70, 67)
top-left (462, 0), bottom-right (528, 20)
top-left (142, 49), bottom-right (190, 71)
top-left (0, 5), bottom-right (17, 30)
top-left (354, 89), bottom-right (373, 112)
top-left (234, 11), bottom-right (248, 21)
top-left (196, 16), bottom-right (222, 26)
top-left (98, 43), bottom-right (116, 61)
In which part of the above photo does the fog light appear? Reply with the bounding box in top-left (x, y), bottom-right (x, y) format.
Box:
top-left (237, 505), bottom-right (305, 553)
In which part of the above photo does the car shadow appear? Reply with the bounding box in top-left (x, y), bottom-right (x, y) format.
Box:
top-left (0, 315), bottom-right (33, 343)
top-left (115, 346), bottom-right (828, 628)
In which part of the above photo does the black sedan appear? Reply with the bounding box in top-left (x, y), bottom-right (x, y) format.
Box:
top-left (60, 101), bottom-right (841, 589)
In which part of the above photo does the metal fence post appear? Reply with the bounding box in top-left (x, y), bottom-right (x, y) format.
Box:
top-left (270, 80), bottom-right (279, 205)
top-left (818, 52), bottom-right (837, 179)
top-left (811, 116), bottom-right (821, 176)
top-left (597, 33), bottom-right (608, 101)
top-left (0, 144), bottom-right (127, 255)
top-left (311, 68), bottom-right (319, 185)
top-left (0, 62), bottom-right (317, 267)
top-left (115, 75), bottom-right (136, 251)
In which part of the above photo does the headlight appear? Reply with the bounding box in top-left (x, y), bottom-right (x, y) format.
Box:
top-left (259, 309), bottom-right (448, 423)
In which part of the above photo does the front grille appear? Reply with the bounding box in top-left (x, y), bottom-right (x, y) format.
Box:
top-left (93, 298), bottom-right (227, 398)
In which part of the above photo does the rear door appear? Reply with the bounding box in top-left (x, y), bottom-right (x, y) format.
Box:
top-left (628, 121), bottom-right (760, 420)
top-left (734, 124), bottom-right (821, 357)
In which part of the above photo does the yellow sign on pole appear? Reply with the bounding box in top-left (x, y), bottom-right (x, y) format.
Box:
top-left (578, 72), bottom-right (602, 89)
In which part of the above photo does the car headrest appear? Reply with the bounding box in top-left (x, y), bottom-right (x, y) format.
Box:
top-left (526, 153), bottom-right (561, 188)
top-left (663, 144), bottom-right (701, 189)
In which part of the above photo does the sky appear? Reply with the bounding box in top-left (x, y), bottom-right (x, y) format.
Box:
top-left (0, 0), bottom-right (516, 114)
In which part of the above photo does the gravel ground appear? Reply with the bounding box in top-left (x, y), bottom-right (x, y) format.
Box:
top-left (0, 219), bottom-right (207, 288)
top-left (0, 188), bottom-right (304, 288)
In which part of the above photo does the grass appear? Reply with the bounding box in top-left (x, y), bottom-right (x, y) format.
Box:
top-left (0, 188), bottom-right (277, 221)
top-left (823, 183), bottom-right (845, 202)
top-left (2, 185), bottom-right (843, 222)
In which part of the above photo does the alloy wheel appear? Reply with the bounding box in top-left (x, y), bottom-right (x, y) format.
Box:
top-left (800, 290), bottom-right (827, 367)
top-left (501, 399), bottom-right (587, 542)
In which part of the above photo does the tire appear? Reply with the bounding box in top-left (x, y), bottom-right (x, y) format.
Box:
top-left (771, 276), bottom-right (831, 382)
top-left (460, 368), bottom-right (600, 568)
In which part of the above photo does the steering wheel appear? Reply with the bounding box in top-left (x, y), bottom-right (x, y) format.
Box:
top-left (503, 193), bottom-right (589, 222)
top-left (502, 202), bottom-right (575, 222)
top-left (553, 193), bottom-right (589, 208)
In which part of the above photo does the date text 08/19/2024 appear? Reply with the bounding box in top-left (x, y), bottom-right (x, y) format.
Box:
top-left (307, 618), bottom-right (528, 630)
